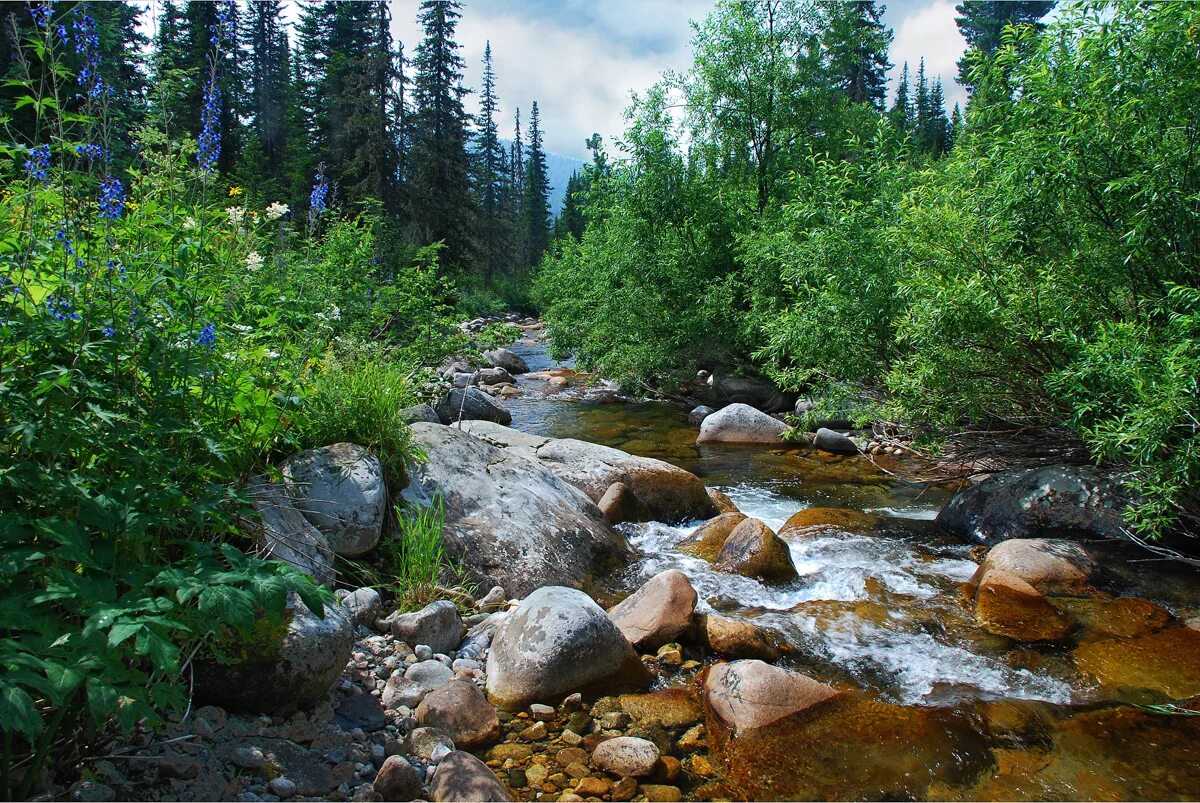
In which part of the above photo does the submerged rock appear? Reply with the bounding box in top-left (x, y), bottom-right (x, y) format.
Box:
top-left (696, 403), bottom-right (788, 445)
top-left (937, 465), bottom-right (1132, 546)
top-left (777, 507), bottom-right (881, 539)
top-left (486, 586), bottom-right (651, 709)
top-left (281, 443), bottom-right (386, 558)
top-left (607, 569), bottom-right (698, 651)
top-left (696, 613), bottom-right (780, 661)
top-left (1074, 626), bottom-right (1200, 700)
top-left (973, 569), bottom-right (1073, 642)
top-left (400, 424), bottom-right (631, 596)
top-left (714, 518), bottom-right (799, 583)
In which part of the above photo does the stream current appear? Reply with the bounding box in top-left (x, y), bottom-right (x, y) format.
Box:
top-left (498, 333), bottom-right (1200, 800)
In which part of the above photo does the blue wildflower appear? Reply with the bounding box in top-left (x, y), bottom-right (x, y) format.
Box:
top-left (56, 24), bottom-right (68, 45)
top-left (75, 143), bottom-right (107, 162)
top-left (97, 175), bottom-right (124, 219)
top-left (45, 294), bottom-right (80, 322)
top-left (197, 324), bottom-right (217, 349)
top-left (29, 3), bottom-right (52, 28)
top-left (102, 326), bottom-right (115, 337)
top-left (197, 62), bottom-right (222, 174)
top-left (71, 9), bottom-right (106, 99)
top-left (24, 144), bottom-right (51, 184)
top-left (310, 164), bottom-right (330, 216)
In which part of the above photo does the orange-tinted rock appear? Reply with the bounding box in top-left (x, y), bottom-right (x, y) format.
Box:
top-left (677, 513), bottom-right (746, 562)
top-left (1055, 595), bottom-right (1172, 641)
top-left (1075, 626), bottom-right (1200, 700)
top-left (714, 518), bottom-right (798, 583)
top-left (696, 613), bottom-right (779, 661)
top-left (707, 487), bottom-right (740, 514)
top-left (619, 689), bottom-right (702, 729)
top-left (704, 660), bottom-right (838, 735)
top-left (598, 482), bottom-right (652, 526)
top-left (974, 569), bottom-right (1073, 642)
top-left (969, 538), bottom-right (1094, 596)
top-left (777, 507), bottom-right (882, 539)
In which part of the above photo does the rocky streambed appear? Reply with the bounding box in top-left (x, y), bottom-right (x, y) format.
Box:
top-left (71, 319), bottom-right (1200, 803)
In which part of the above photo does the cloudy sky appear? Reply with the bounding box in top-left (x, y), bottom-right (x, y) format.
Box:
top-left (391, 0), bottom-right (970, 159)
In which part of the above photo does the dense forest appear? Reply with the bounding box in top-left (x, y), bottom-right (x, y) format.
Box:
top-left (2, 0), bottom-right (1200, 798)
top-left (537, 0), bottom-right (1200, 538)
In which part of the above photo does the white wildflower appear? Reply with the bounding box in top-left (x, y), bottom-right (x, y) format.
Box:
top-left (328, 305), bottom-right (341, 321)
top-left (245, 251), bottom-right (264, 272)
top-left (225, 206), bottom-right (245, 227)
top-left (264, 349), bottom-right (280, 359)
top-left (182, 216), bottom-right (198, 231)
top-left (265, 202), bottom-right (289, 221)
top-left (231, 323), bottom-right (253, 333)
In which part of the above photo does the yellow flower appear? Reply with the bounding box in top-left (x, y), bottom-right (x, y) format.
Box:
top-left (228, 186), bottom-right (243, 197)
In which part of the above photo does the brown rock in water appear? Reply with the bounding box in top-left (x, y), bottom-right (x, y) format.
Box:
top-left (704, 660), bottom-right (838, 735)
top-left (973, 569), bottom-right (1073, 642)
top-left (429, 751), bottom-right (513, 802)
top-left (591, 736), bottom-right (661, 777)
top-left (969, 538), bottom-right (1094, 596)
top-left (574, 777), bottom-right (611, 796)
top-left (607, 570), bottom-right (698, 651)
top-left (677, 513), bottom-right (746, 562)
top-left (1056, 595), bottom-right (1172, 640)
top-left (714, 518), bottom-right (799, 583)
top-left (1075, 626), bottom-right (1200, 700)
top-left (416, 680), bottom-right (500, 748)
top-left (706, 487), bottom-right (739, 514)
top-left (777, 507), bottom-right (882, 540)
top-left (641, 784), bottom-right (683, 802)
top-left (696, 613), bottom-right (779, 661)
top-left (619, 689), bottom-right (703, 729)
top-left (598, 482), bottom-right (653, 526)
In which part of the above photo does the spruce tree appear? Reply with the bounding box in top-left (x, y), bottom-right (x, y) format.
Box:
top-left (410, 0), bottom-right (478, 272)
top-left (554, 171), bottom-right (589, 243)
top-left (914, 58), bottom-right (930, 150)
top-left (244, 0), bottom-right (291, 196)
top-left (477, 42), bottom-right (507, 277)
top-left (955, 0), bottom-right (1055, 91)
top-left (522, 101), bottom-right (551, 268)
top-left (889, 61), bottom-right (912, 136)
top-left (926, 78), bottom-right (950, 153)
top-left (824, 0), bottom-right (892, 110)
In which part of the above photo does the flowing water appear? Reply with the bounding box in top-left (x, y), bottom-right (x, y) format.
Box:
top-left (499, 333), bottom-right (1200, 800)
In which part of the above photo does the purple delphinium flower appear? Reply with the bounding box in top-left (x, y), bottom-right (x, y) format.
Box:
top-left (24, 144), bottom-right (51, 184)
top-left (75, 143), bottom-right (107, 163)
top-left (101, 326), bottom-right (115, 337)
top-left (45, 294), bottom-right (80, 322)
top-left (71, 8), bottom-right (106, 99)
top-left (309, 164), bottom-right (329, 216)
top-left (29, 3), bottom-right (52, 28)
top-left (97, 175), bottom-right (124, 219)
top-left (196, 324), bottom-right (216, 349)
top-left (196, 62), bottom-right (222, 174)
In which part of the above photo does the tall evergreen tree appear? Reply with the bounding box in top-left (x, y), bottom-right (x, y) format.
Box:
top-left (409, 0), bottom-right (478, 272)
top-left (823, 1), bottom-right (892, 110)
top-left (476, 42), bottom-right (507, 277)
top-left (955, 0), bottom-right (1055, 91)
top-left (244, 0), bottom-right (291, 195)
top-left (889, 60), bottom-right (912, 134)
top-left (914, 58), bottom-right (930, 148)
top-left (553, 171), bottom-right (589, 243)
top-left (926, 78), bottom-right (950, 153)
top-left (522, 101), bottom-right (551, 268)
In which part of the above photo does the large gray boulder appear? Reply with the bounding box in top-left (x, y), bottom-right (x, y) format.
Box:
top-left (400, 424), bottom-right (632, 596)
top-left (813, 427), bottom-right (859, 456)
top-left (458, 421), bottom-right (718, 523)
top-left (246, 477), bottom-right (335, 586)
top-left (281, 443), bottom-right (386, 558)
top-left (486, 586), bottom-right (651, 710)
top-left (696, 403), bottom-right (788, 445)
top-left (483, 348), bottom-right (530, 375)
top-left (435, 387), bottom-right (512, 425)
top-left (937, 465), bottom-right (1132, 546)
top-left (194, 593), bottom-right (353, 713)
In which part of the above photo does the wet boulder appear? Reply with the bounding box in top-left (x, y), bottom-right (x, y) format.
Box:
top-left (696, 403), bottom-right (788, 445)
top-left (706, 487), bottom-right (740, 514)
top-left (777, 507), bottom-right (881, 540)
top-left (937, 465), bottom-right (1132, 546)
top-left (435, 387), bottom-right (512, 425)
top-left (280, 443), bottom-right (386, 558)
top-left (486, 586), bottom-right (651, 710)
top-left (677, 513), bottom-right (747, 562)
top-left (458, 421), bottom-right (718, 523)
top-left (704, 660), bottom-right (838, 735)
top-left (714, 518), bottom-right (799, 583)
top-left (970, 538), bottom-right (1094, 596)
top-left (695, 613), bottom-right (779, 661)
top-left (813, 428), bottom-right (859, 456)
top-left (972, 569), bottom-right (1073, 642)
top-left (194, 593), bottom-right (354, 713)
top-left (607, 569), bottom-right (698, 651)
top-left (483, 348), bottom-right (530, 376)
top-left (591, 737), bottom-right (661, 777)
top-left (400, 424), bottom-right (631, 596)
top-left (1074, 626), bottom-right (1200, 700)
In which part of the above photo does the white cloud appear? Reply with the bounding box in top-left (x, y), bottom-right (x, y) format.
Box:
top-left (889, 0), bottom-right (969, 112)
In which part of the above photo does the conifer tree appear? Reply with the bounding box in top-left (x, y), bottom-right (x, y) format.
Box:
top-left (889, 61), bottom-right (912, 135)
top-left (955, 0), bottom-right (1055, 91)
top-left (522, 101), bottom-right (551, 268)
top-left (477, 42), bottom-right (507, 277)
top-left (410, 0), bottom-right (478, 272)
top-left (244, 0), bottom-right (291, 196)
top-left (824, 0), bottom-right (892, 110)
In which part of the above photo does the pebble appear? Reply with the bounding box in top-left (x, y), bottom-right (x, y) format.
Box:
top-left (599, 711), bottom-right (632, 729)
top-left (529, 703), bottom-right (556, 721)
top-left (231, 746), bottom-right (267, 769)
top-left (559, 728), bottom-right (583, 746)
top-left (526, 763), bottom-right (549, 787)
top-left (556, 747), bottom-right (588, 766)
top-left (564, 762), bottom-right (590, 779)
top-left (575, 777), bottom-right (610, 796)
top-left (565, 711), bottom-right (592, 734)
top-left (642, 784), bottom-right (683, 802)
top-left (518, 721), bottom-right (548, 741)
top-left (561, 692), bottom-right (583, 711)
top-left (267, 778), bottom-right (297, 799)
top-left (414, 644), bottom-right (433, 661)
top-left (430, 742), bottom-right (453, 763)
top-left (191, 717), bottom-right (215, 741)
top-left (612, 776), bottom-right (639, 801)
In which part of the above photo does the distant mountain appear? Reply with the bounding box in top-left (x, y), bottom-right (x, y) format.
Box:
top-left (500, 139), bottom-right (585, 216)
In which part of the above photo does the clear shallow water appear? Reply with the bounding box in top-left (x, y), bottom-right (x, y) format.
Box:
top-left (499, 332), bottom-right (1200, 800)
